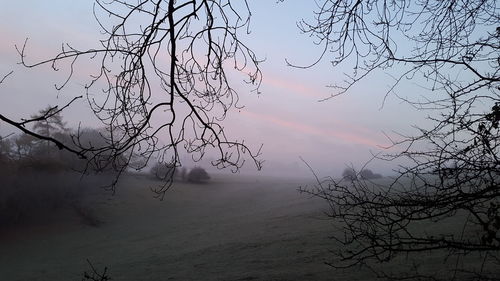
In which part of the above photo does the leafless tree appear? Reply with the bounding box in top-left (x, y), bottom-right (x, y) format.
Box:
top-left (150, 161), bottom-right (176, 181)
top-left (1, 1), bottom-right (263, 197)
top-left (31, 106), bottom-right (68, 138)
top-left (295, 0), bottom-right (500, 280)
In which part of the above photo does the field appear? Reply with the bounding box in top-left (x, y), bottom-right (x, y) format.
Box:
top-left (0, 173), bottom-right (372, 281)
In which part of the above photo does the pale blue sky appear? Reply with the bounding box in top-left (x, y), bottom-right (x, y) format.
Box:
top-left (0, 1), bottom-right (427, 177)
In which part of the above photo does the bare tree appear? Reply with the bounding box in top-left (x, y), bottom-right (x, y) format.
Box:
top-left (150, 161), bottom-right (176, 181)
top-left (31, 106), bottom-right (68, 138)
top-left (295, 0), bottom-right (500, 280)
top-left (1, 1), bottom-right (263, 197)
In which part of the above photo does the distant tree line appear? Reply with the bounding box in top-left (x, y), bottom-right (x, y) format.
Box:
top-left (0, 0), bottom-right (497, 280)
top-left (150, 163), bottom-right (210, 184)
top-left (342, 167), bottom-right (382, 181)
top-left (0, 106), bottom-right (123, 227)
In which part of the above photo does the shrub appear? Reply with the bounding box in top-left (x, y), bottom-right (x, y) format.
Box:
top-left (342, 168), bottom-right (357, 180)
top-left (150, 162), bottom-right (176, 180)
top-left (187, 167), bottom-right (210, 183)
top-left (359, 169), bottom-right (382, 180)
top-left (342, 167), bottom-right (382, 180)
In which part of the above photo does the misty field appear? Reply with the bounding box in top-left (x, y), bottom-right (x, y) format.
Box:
top-left (0, 173), bottom-right (365, 281)
top-left (1, 173), bottom-right (498, 281)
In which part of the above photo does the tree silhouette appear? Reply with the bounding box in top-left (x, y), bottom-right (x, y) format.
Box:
top-left (359, 168), bottom-right (381, 180)
top-left (1, 0), bottom-right (263, 197)
top-left (297, 1), bottom-right (499, 280)
top-left (341, 167), bottom-right (356, 180)
top-left (0, 1), bottom-right (498, 278)
top-left (31, 106), bottom-right (67, 137)
top-left (150, 161), bottom-right (176, 181)
top-left (187, 166), bottom-right (210, 183)
top-left (30, 105), bottom-right (68, 156)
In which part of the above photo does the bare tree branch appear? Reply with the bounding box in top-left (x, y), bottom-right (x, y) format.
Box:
top-left (9, 0), bottom-right (263, 196)
top-left (295, 0), bottom-right (500, 279)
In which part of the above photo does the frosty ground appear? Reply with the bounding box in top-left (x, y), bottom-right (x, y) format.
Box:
top-left (0, 173), bottom-right (371, 281)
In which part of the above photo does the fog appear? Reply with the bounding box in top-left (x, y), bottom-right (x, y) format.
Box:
top-left (0, 0), bottom-right (427, 180)
top-left (0, 125), bottom-right (384, 280)
top-left (1, 0), bottom-right (492, 280)
top-left (1, 172), bottom-right (344, 280)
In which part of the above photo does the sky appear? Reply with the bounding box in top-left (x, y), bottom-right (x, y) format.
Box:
top-left (0, 1), bottom-right (428, 177)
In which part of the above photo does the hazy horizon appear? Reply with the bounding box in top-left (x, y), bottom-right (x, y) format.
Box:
top-left (0, 1), bottom-right (429, 178)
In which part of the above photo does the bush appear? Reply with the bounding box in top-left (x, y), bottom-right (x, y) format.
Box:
top-left (150, 162), bottom-right (176, 180)
top-left (359, 169), bottom-right (382, 180)
top-left (342, 168), bottom-right (357, 180)
top-left (187, 167), bottom-right (210, 183)
top-left (342, 167), bottom-right (382, 180)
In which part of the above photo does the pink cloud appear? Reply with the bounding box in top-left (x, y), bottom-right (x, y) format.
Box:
top-left (239, 109), bottom-right (384, 147)
top-left (262, 74), bottom-right (325, 99)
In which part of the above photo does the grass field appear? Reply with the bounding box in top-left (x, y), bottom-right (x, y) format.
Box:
top-left (2, 173), bottom-right (498, 280)
top-left (0, 173), bottom-right (365, 281)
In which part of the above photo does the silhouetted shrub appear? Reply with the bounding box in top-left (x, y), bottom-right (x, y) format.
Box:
top-left (342, 168), bottom-right (357, 180)
top-left (150, 162), bottom-right (176, 180)
top-left (187, 167), bottom-right (210, 183)
top-left (342, 167), bottom-right (382, 180)
top-left (359, 169), bottom-right (382, 180)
